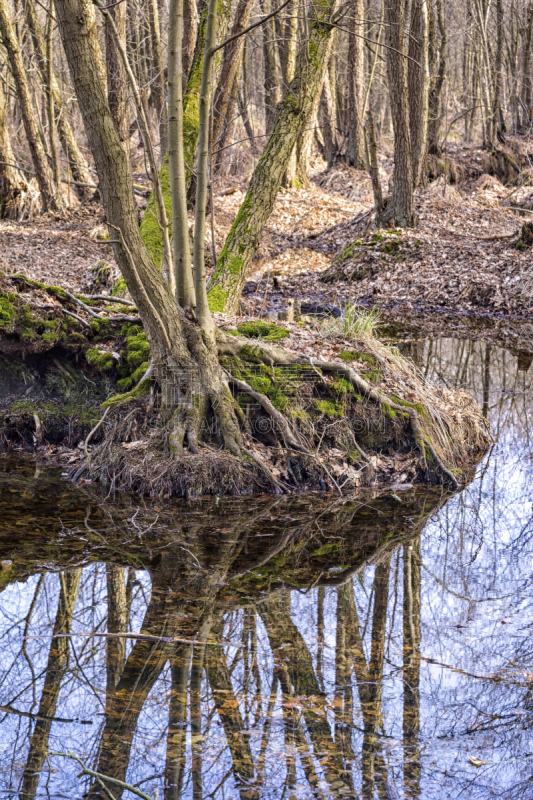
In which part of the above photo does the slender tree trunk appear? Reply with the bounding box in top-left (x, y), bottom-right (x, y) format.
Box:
top-left (0, 0), bottom-right (60, 210)
top-left (46, 0), bottom-right (60, 187)
top-left (211, 0), bottom-right (255, 165)
top-left (164, 646), bottom-right (193, 800)
top-left (0, 73), bottom-right (30, 218)
top-left (168, 0), bottom-right (195, 307)
top-left (520, 2), bottom-right (533, 129)
top-left (183, 0), bottom-right (199, 87)
top-left (106, 566), bottom-right (128, 698)
top-left (319, 67), bottom-right (338, 167)
top-left (261, 0), bottom-right (282, 134)
top-left (491, 0), bottom-right (504, 142)
top-left (148, 0), bottom-right (166, 157)
top-left (428, 0), bottom-right (447, 154)
top-left (380, 0), bottom-right (415, 227)
top-left (105, 0), bottom-right (130, 157)
top-left (192, 0), bottom-right (218, 338)
top-left (409, 0), bottom-right (430, 188)
top-left (403, 541), bottom-right (422, 798)
top-left (346, 0), bottom-right (366, 168)
top-left (210, 0), bottom-right (337, 314)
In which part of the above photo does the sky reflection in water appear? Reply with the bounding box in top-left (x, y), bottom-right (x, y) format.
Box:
top-left (0, 337), bottom-right (532, 800)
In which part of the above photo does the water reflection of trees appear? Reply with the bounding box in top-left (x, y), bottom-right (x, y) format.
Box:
top-left (2, 337), bottom-right (533, 799)
top-left (0, 480), bottom-right (444, 800)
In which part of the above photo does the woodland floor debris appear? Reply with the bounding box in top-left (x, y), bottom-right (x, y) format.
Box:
top-left (2, 145), bottom-right (532, 320)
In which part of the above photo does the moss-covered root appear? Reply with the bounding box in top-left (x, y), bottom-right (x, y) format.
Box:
top-left (216, 332), bottom-right (468, 489)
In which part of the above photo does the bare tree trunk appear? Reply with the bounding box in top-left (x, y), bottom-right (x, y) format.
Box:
top-left (520, 2), bottom-right (533, 129)
top-left (168, 0), bottom-right (195, 307)
top-left (346, 0), bottom-right (366, 168)
top-left (211, 0), bottom-right (255, 167)
top-left (261, 0), bottom-right (282, 134)
top-left (164, 646), bottom-right (193, 800)
top-left (106, 566), bottom-right (128, 698)
top-left (183, 0), bottom-right (199, 87)
top-left (380, 0), bottom-right (415, 227)
top-left (148, 0), bottom-right (166, 157)
top-left (0, 73), bottom-right (30, 218)
top-left (209, 0), bottom-right (337, 314)
top-left (192, 0), bottom-right (218, 338)
top-left (319, 67), bottom-right (338, 167)
top-left (408, 0), bottom-right (430, 188)
top-left (491, 0), bottom-right (504, 142)
top-left (428, 0), bottom-right (447, 154)
top-left (0, 0), bottom-right (60, 210)
top-left (403, 541), bottom-right (422, 798)
top-left (46, 0), bottom-right (60, 187)
top-left (105, 0), bottom-right (130, 157)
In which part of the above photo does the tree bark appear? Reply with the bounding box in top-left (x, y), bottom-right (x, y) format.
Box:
top-left (0, 73), bottom-right (30, 218)
top-left (379, 0), bottom-right (415, 227)
top-left (261, 0), bottom-right (282, 134)
top-left (346, 0), bottom-right (366, 168)
top-left (23, 0), bottom-right (93, 194)
top-left (105, 0), bottom-right (130, 157)
top-left (168, 0), bottom-right (195, 307)
top-left (428, 0), bottom-right (447, 154)
top-left (209, 0), bottom-right (337, 314)
top-left (0, 0), bottom-right (60, 210)
top-left (56, 0), bottom-right (247, 460)
top-left (211, 0), bottom-right (255, 165)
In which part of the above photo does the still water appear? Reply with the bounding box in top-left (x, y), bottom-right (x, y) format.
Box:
top-left (0, 337), bottom-right (532, 800)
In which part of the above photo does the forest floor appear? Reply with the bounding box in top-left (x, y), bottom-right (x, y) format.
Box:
top-left (1, 141), bottom-right (532, 322)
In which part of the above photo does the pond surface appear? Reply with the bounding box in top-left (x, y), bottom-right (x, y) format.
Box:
top-left (0, 336), bottom-right (532, 800)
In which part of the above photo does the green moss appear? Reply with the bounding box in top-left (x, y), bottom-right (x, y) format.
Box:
top-left (41, 332), bottom-right (59, 344)
top-left (339, 350), bottom-right (376, 365)
top-left (236, 321), bottom-right (290, 342)
top-left (86, 348), bottom-right (115, 372)
top-left (139, 159), bottom-right (172, 269)
top-left (311, 542), bottom-right (341, 556)
top-left (0, 295), bottom-right (15, 327)
top-left (112, 278), bottom-right (128, 297)
top-left (381, 403), bottom-right (396, 419)
top-left (389, 395), bottom-right (425, 416)
top-left (207, 286), bottom-right (229, 313)
top-left (102, 379), bottom-right (152, 410)
top-left (332, 376), bottom-right (353, 395)
top-left (314, 399), bottom-right (344, 417)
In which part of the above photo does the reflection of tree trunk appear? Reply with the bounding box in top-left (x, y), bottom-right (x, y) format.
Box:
top-left (348, 560), bottom-right (391, 800)
top-left (335, 584), bottom-right (356, 791)
top-left (258, 595), bottom-right (353, 794)
top-left (190, 631), bottom-right (209, 800)
top-left (206, 614), bottom-right (259, 798)
top-left (21, 570), bottom-right (81, 800)
top-left (482, 344), bottom-right (491, 419)
top-left (105, 566), bottom-right (129, 700)
top-left (403, 541), bottom-right (421, 799)
top-left (165, 645), bottom-right (192, 800)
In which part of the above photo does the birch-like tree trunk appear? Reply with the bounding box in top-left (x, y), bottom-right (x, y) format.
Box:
top-left (209, 0), bottom-right (338, 314)
top-left (0, 0), bottom-right (60, 210)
